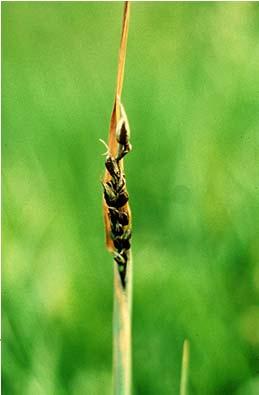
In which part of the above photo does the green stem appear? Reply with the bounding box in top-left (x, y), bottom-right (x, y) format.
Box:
top-left (180, 339), bottom-right (190, 395)
top-left (113, 250), bottom-right (132, 395)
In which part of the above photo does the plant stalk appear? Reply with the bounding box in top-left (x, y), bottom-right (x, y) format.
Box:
top-left (180, 339), bottom-right (190, 395)
top-left (102, 3), bottom-right (132, 394)
top-left (113, 250), bottom-right (132, 395)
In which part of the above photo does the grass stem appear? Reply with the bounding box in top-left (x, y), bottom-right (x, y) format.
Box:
top-left (102, 3), bottom-right (132, 394)
top-left (180, 339), bottom-right (190, 395)
top-left (113, 250), bottom-right (132, 395)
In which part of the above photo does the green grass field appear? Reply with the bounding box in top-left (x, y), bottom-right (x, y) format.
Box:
top-left (3, 2), bottom-right (259, 394)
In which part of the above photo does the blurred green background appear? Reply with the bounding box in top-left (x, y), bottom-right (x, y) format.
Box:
top-left (2, 2), bottom-right (259, 394)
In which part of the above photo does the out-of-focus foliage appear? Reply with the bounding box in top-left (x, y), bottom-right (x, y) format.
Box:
top-left (2, 2), bottom-right (259, 394)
